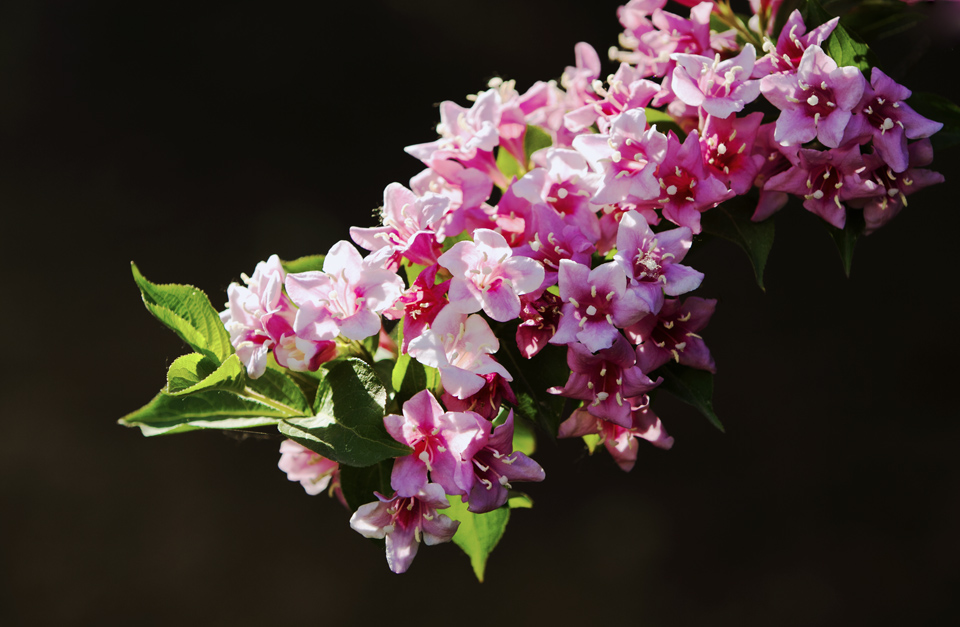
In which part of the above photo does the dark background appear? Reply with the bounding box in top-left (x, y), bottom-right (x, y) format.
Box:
top-left (2, 1), bottom-right (958, 625)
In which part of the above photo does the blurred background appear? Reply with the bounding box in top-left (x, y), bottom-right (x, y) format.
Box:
top-left (1, 1), bottom-right (958, 625)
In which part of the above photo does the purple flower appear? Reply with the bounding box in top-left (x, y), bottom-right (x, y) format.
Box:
top-left (760, 45), bottom-right (865, 148)
top-left (384, 389), bottom-right (487, 498)
top-left (558, 399), bottom-right (674, 472)
top-left (627, 296), bottom-right (717, 374)
top-left (844, 67), bottom-right (943, 173)
top-left (550, 259), bottom-right (650, 353)
top-left (465, 412), bottom-right (545, 513)
top-left (511, 204), bottom-right (595, 290)
top-left (349, 484), bottom-right (459, 574)
top-left (516, 291), bottom-right (564, 358)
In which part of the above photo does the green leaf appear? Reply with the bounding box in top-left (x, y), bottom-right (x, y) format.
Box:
top-left (507, 492), bottom-right (533, 510)
top-left (582, 433), bottom-right (601, 454)
top-left (701, 196), bottom-right (775, 291)
top-left (445, 495), bottom-right (510, 583)
top-left (511, 415), bottom-right (537, 456)
top-left (164, 353), bottom-right (246, 397)
top-left (496, 146), bottom-right (523, 181)
top-left (280, 254), bottom-right (325, 274)
top-left (645, 108), bottom-right (685, 139)
top-left (523, 125), bottom-right (553, 162)
top-left (119, 390), bottom-right (286, 436)
top-left (390, 324), bottom-right (440, 407)
top-left (825, 209), bottom-right (865, 278)
top-left (804, 0), bottom-right (875, 72)
top-left (339, 460), bottom-right (393, 512)
top-left (247, 363), bottom-right (313, 415)
top-left (658, 362), bottom-right (724, 432)
top-left (909, 92), bottom-right (960, 151)
top-left (279, 358), bottom-right (411, 467)
top-left (131, 262), bottom-right (233, 363)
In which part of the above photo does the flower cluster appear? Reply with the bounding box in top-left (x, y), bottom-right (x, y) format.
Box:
top-left (127, 0), bottom-right (946, 578)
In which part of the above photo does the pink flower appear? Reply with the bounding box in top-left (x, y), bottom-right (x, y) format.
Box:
top-left (439, 228), bottom-right (544, 322)
top-left (627, 296), bottom-right (717, 373)
top-left (760, 45), bottom-right (865, 148)
top-left (349, 484), bottom-right (459, 574)
top-left (752, 9), bottom-right (837, 77)
top-left (670, 44), bottom-right (761, 118)
top-left (558, 399), bottom-right (674, 472)
top-left (516, 291), bottom-right (564, 358)
top-left (278, 439), bottom-right (344, 503)
top-left (442, 372), bottom-right (517, 421)
top-left (407, 307), bottom-right (512, 399)
top-left (700, 112), bottom-right (765, 195)
top-left (285, 241), bottom-right (404, 342)
top-left (511, 204), bottom-right (595, 290)
top-left (383, 390), bottom-right (488, 498)
top-left (383, 264), bottom-right (450, 353)
top-left (465, 412), bottom-right (545, 513)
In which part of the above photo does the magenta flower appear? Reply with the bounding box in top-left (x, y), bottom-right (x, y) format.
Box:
top-left (572, 109), bottom-right (668, 205)
top-left (558, 399), bottom-right (674, 472)
top-left (750, 121), bottom-right (797, 221)
top-left (564, 62), bottom-right (660, 134)
top-left (764, 145), bottom-right (881, 228)
top-left (278, 439), bottom-right (343, 500)
top-left (516, 291), bottom-right (564, 359)
top-left (383, 389), bottom-right (487, 498)
top-left (627, 296), bottom-right (717, 374)
top-left (550, 259), bottom-right (649, 353)
top-left (349, 183), bottom-right (449, 269)
top-left (349, 484), bottom-right (459, 574)
top-left (511, 204), bottom-right (595, 290)
top-left (407, 307), bottom-right (512, 399)
top-left (285, 241), bottom-right (404, 342)
top-left (383, 264), bottom-right (450, 353)
top-left (614, 209), bottom-right (703, 313)
top-left (700, 112), bottom-right (765, 195)
top-left (760, 45), bottom-right (865, 148)
top-left (752, 9), bottom-right (837, 77)
top-left (442, 372), bottom-right (517, 421)
top-left (641, 130), bottom-right (734, 234)
top-left (844, 67), bottom-right (943, 173)
top-left (671, 44), bottom-right (761, 118)
top-left (466, 412), bottom-right (545, 513)
top-left (549, 335), bottom-right (661, 428)
top-left (848, 139), bottom-right (945, 234)
top-left (439, 228), bottom-right (544, 322)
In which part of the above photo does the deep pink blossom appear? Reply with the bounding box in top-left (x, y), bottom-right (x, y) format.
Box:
top-left (383, 264), bottom-right (450, 352)
top-left (465, 412), bottom-right (545, 513)
top-left (550, 259), bottom-right (649, 353)
top-left (349, 484), bottom-right (459, 574)
top-left (626, 296), bottom-right (717, 373)
top-left (760, 45), bottom-right (865, 148)
top-left (558, 399), bottom-right (674, 471)
top-left (549, 335), bottom-right (661, 428)
top-left (516, 291), bottom-right (564, 358)
top-left (564, 62), bottom-right (660, 134)
top-left (383, 389), bottom-right (487, 498)
top-left (442, 372), bottom-right (517, 421)
top-left (752, 9), bottom-right (837, 77)
top-left (700, 112), bottom-right (765, 194)
top-left (511, 204), bottom-right (595, 290)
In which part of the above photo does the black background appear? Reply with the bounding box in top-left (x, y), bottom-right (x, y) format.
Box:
top-left (2, 1), bottom-right (958, 625)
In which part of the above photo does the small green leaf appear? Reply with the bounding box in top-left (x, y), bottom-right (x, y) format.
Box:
top-left (119, 390), bottom-right (286, 436)
top-left (658, 362), bottom-right (724, 432)
top-left (645, 108), bottom-right (685, 139)
top-left (582, 433), bottom-right (601, 454)
top-left (523, 125), bottom-right (553, 161)
top-left (496, 146), bottom-right (523, 181)
top-left (164, 353), bottom-right (246, 397)
top-left (131, 262), bottom-right (233, 363)
top-left (445, 495), bottom-right (510, 583)
top-left (825, 209), bottom-right (865, 278)
top-left (280, 359), bottom-right (411, 467)
top-left (507, 491), bottom-right (533, 509)
top-left (281, 254), bottom-right (325, 274)
top-left (909, 92), bottom-right (960, 151)
top-left (804, 0), bottom-right (875, 72)
top-left (701, 196), bottom-right (775, 291)
top-left (511, 414), bottom-right (537, 456)
top-left (339, 460), bottom-right (393, 512)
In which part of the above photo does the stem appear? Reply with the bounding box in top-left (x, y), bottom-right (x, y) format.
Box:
top-left (714, 1), bottom-right (763, 49)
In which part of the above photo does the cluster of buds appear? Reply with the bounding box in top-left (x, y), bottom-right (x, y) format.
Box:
top-left (226, 0), bottom-right (943, 574)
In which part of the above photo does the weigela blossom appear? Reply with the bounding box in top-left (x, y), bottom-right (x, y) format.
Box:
top-left (844, 67), bottom-right (943, 173)
top-left (614, 209), bottom-right (703, 313)
top-left (465, 412), bottom-right (546, 513)
top-left (564, 62), bottom-right (660, 134)
top-left (349, 182), bottom-right (449, 269)
top-left (511, 204), bottom-right (595, 290)
top-left (627, 296), bottom-right (717, 373)
top-left (760, 44), bottom-right (865, 148)
top-left (439, 228), bottom-right (545, 322)
top-left (278, 440), bottom-right (344, 504)
top-left (752, 9), bottom-right (837, 77)
top-left (407, 307), bottom-right (512, 399)
top-left (384, 389), bottom-right (487, 498)
top-left (573, 108), bottom-right (668, 205)
top-left (383, 264), bottom-right (450, 352)
top-left (550, 259), bottom-right (649, 353)
top-left (670, 44), bottom-right (761, 119)
top-left (549, 335), bottom-right (661, 428)
top-left (516, 291), bottom-right (564, 359)
top-left (558, 399), bottom-right (674, 471)
top-left (442, 372), bottom-right (517, 421)
top-left (700, 112), bottom-right (765, 195)
top-left (349, 484), bottom-right (459, 574)
top-left (284, 241), bottom-right (404, 342)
